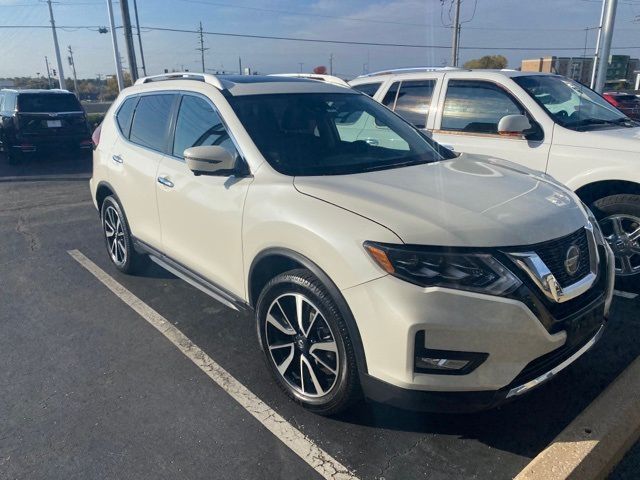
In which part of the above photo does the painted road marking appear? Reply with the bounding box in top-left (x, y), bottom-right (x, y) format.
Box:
top-left (614, 290), bottom-right (638, 300)
top-left (515, 355), bottom-right (640, 480)
top-left (68, 249), bottom-right (358, 480)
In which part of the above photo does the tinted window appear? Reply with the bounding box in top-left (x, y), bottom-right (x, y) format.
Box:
top-left (393, 80), bottom-right (435, 128)
top-left (0, 93), bottom-right (4, 111)
top-left (17, 93), bottom-right (82, 113)
top-left (129, 94), bottom-right (176, 151)
top-left (381, 82), bottom-right (400, 108)
top-left (353, 83), bottom-right (381, 97)
top-left (116, 96), bottom-right (138, 138)
top-left (441, 80), bottom-right (523, 134)
top-left (173, 95), bottom-right (236, 158)
top-left (229, 92), bottom-right (452, 176)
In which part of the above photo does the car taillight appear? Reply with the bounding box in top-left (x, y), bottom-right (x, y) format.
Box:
top-left (91, 123), bottom-right (102, 149)
top-left (604, 96), bottom-right (620, 107)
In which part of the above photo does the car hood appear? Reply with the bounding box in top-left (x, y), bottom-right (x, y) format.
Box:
top-left (556, 124), bottom-right (640, 153)
top-left (294, 154), bottom-right (588, 247)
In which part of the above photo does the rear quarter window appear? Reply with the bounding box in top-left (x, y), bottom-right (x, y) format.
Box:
top-left (352, 82), bottom-right (382, 97)
top-left (115, 96), bottom-right (139, 138)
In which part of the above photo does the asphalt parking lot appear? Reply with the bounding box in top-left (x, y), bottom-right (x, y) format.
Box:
top-left (1, 156), bottom-right (639, 480)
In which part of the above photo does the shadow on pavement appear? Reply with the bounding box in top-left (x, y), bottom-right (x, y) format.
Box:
top-left (0, 152), bottom-right (92, 181)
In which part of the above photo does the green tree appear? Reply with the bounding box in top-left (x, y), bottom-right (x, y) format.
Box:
top-left (463, 55), bottom-right (508, 69)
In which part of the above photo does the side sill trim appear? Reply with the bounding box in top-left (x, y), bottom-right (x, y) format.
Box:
top-left (506, 324), bottom-right (605, 398)
top-left (133, 238), bottom-right (251, 313)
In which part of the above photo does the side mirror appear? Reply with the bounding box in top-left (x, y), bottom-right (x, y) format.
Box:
top-left (498, 114), bottom-right (531, 137)
top-left (184, 145), bottom-right (239, 176)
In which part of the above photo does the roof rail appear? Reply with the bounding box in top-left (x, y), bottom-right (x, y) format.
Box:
top-left (268, 73), bottom-right (350, 88)
top-left (356, 66), bottom-right (466, 78)
top-left (134, 72), bottom-right (225, 90)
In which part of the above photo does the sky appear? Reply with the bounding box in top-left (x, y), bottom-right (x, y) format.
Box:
top-left (1, 0), bottom-right (640, 80)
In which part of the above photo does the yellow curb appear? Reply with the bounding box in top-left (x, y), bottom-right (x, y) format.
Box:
top-left (515, 355), bottom-right (640, 480)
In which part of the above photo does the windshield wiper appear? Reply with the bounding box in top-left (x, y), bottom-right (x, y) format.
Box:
top-left (572, 117), bottom-right (633, 131)
top-left (361, 158), bottom-right (435, 173)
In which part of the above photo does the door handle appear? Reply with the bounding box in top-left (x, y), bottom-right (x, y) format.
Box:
top-left (157, 176), bottom-right (174, 188)
top-left (112, 154), bottom-right (123, 164)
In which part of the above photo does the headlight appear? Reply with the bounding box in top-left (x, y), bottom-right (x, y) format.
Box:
top-left (581, 201), bottom-right (606, 244)
top-left (364, 242), bottom-right (521, 296)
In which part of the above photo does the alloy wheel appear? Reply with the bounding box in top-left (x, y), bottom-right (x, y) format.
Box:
top-left (265, 293), bottom-right (340, 398)
top-left (600, 214), bottom-right (640, 276)
top-left (103, 205), bottom-right (127, 267)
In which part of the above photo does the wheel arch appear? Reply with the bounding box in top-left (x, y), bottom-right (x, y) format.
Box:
top-left (575, 179), bottom-right (640, 205)
top-left (248, 247), bottom-right (369, 374)
top-left (95, 180), bottom-right (118, 212)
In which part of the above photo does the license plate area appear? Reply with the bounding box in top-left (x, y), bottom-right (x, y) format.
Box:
top-left (47, 120), bottom-right (62, 128)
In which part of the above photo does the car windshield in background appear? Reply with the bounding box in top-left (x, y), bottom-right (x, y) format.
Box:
top-left (228, 92), bottom-right (450, 176)
top-left (17, 93), bottom-right (82, 113)
top-left (513, 75), bottom-right (636, 131)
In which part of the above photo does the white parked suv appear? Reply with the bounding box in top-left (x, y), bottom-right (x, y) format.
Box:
top-left (350, 68), bottom-right (640, 287)
top-left (90, 73), bottom-right (614, 414)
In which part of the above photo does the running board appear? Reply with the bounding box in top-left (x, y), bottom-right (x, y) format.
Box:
top-left (134, 239), bottom-right (250, 313)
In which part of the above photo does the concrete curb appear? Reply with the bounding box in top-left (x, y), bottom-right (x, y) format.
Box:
top-left (515, 355), bottom-right (640, 480)
top-left (0, 174), bottom-right (90, 183)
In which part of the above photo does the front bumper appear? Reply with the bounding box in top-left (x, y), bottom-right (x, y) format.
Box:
top-left (342, 245), bottom-right (614, 411)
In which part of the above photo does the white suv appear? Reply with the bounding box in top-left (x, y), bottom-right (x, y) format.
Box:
top-left (90, 73), bottom-right (614, 414)
top-left (350, 68), bottom-right (640, 287)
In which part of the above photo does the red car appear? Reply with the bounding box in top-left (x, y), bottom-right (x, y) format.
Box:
top-left (602, 91), bottom-right (640, 120)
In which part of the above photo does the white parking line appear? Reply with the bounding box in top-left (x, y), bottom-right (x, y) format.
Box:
top-left (614, 290), bottom-right (638, 300)
top-left (68, 249), bottom-right (358, 480)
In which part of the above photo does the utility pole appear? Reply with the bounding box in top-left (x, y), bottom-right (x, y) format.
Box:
top-left (298, 62), bottom-right (304, 73)
top-left (590, 0), bottom-right (608, 89)
top-left (67, 45), bottom-right (79, 98)
top-left (329, 53), bottom-right (334, 75)
top-left (120, 0), bottom-right (138, 82)
top-left (132, 0), bottom-right (147, 76)
top-left (595, 0), bottom-right (617, 93)
top-left (450, 0), bottom-right (461, 67)
top-left (238, 57), bottom-right (242, 75)
top-left (46, 0), bottom-right (66, 90)
top-left (45, 56), bottom-right (52, 89)
top-left (197, 22), bottom-right (208, 73)
top-left (106, 0), bottom-right (124, 91)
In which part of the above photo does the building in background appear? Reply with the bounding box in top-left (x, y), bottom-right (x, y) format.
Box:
top-left (521, 55), bottom-right (640, 90)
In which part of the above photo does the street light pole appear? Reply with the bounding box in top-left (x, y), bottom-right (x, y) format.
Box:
top-left (120, 0), bottom-right (139, 82)
top-left (68, 45), bottom-right (79, 98)
top-left (132, 0), bottom-right (147, 76)
top-left (594, 0), bottom-right (617, 93)
top-left (45, 56), bottom-right (52, 89)
top-left (450, 0), bottom-right (461, 67)
top-left (590, 0), bottom-right (608, 89)
top-left (106, 0), bottom-right (125, 91)
top-left (46, 0), bottom-right (66, 90)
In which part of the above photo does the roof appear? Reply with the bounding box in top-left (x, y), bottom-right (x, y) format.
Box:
top-left (350, 67), bottom-right (558, 83)
top-left (133, 72), bottom-right (352, 96)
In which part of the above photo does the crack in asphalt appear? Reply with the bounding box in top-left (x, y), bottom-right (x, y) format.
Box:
top-left (15, 214), bottom-right (40, 252)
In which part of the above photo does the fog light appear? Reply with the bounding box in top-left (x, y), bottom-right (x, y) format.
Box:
top-left (414, 331), bottom-right (489, 375)
top-left (416, 357), bottom-right (470, 371)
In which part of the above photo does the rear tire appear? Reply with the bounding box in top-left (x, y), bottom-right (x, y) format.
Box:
top-left (256, 269), bottom-right (361, 415)
top-left (590, 193), bottom-right (640, 292)
top-left (100, 196), bottom-right (148, 274)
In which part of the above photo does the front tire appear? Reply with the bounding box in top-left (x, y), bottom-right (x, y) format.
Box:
top-left (591, 194), bottom-right (640, 291)
top-left (256, 269), bottom-right (360, 415)
top-left (100, 196), bottom-right (147, 274)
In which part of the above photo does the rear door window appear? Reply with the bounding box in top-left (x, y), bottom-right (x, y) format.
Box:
top-left (392, 80), bottom-right (435, 128)
top-left (441, 80), bottom-right (524, 134)
top-left (129, 94), bottom-right (177, 152)
top-left (17, 93), bottom-right (82, 113)
top-left (352, 83), bottom-right (381, 97)
top-left (116, 96), bottom-right (138, 138)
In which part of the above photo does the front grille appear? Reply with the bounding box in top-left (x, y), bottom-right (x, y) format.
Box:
top-left (535, 228), bottom-right (591, 288)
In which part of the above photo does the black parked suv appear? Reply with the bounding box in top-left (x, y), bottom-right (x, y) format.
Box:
top-left (0, 89), bottom-right (92, 164)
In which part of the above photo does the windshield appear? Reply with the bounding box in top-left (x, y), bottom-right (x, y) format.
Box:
top-left (513, 75), bottom-right (636, 131)
top-left (228, 92), bottom-right (452, 176)
top-left (17, 93), bottom-right (82, 113)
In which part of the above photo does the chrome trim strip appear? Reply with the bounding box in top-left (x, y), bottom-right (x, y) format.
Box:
top-left (506, 325), bottom-right (604, 398)
top-left (505, 225), bottom-right (599, 303)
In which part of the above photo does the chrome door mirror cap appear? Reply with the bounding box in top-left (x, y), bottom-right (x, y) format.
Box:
top-left (498, 114), bottom-right (531, 136)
